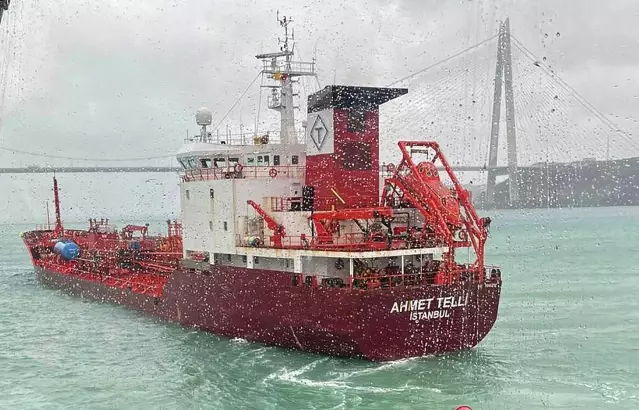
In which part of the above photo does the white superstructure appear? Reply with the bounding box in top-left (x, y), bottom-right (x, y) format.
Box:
top-left (174, 15), bottom-right (448, 287)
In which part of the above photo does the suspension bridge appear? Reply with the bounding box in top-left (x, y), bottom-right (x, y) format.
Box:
top-left (1, 13), bottom-right (637, 209)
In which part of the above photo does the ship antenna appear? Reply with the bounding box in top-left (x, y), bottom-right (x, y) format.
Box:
top-left (46, 200), bottom-right (51, 229)
top-left (255, 12), bottom-right (316, 145)
top-left (52, 173), bottom-right (64, 236)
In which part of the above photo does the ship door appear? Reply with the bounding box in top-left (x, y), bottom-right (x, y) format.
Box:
top-left (290, 183), bottom-right (302, 211)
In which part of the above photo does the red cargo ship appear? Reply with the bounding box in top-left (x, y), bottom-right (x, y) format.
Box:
top-left (21, 17), bottom-right (502, 361)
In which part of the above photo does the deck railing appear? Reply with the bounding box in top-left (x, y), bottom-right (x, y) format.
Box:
top-left (293, 265), bottom-right (502, 291)
top-left (182, 129), bottom-right (306, 146)
top-left (236, 232), bottom-right (440, 251)
top-left (182, 165), bottom-right (305, 182)
top-left (266, 196), bottom-right (303, 212)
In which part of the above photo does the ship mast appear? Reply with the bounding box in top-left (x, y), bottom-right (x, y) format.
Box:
top-left (53, 175), bottom-right (64, 236)
top-left (255, 13), bottom-right (317, 145)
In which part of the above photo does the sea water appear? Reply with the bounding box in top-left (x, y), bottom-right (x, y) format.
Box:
top-left (1, 206), bottom-right (638, 409)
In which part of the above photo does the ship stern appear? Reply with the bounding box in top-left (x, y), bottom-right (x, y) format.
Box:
top-left (357, 282), bottom-right (501, 361)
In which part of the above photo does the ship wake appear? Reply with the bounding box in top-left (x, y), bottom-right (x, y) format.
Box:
top-left (262, 358), bottom-right (440, 395)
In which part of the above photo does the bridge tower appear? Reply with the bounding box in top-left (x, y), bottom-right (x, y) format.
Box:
top-left (0, 1), bottom-right (9, 25)
top-left (485, 18), bottom-right (519, 206)
top-left (255, 13), bottom-right (317, 145)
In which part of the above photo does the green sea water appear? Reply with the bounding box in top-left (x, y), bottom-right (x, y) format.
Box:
top-left (1, 206), bottom-right (638, 409)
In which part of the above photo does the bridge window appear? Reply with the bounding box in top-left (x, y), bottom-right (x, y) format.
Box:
top-left (292, 155), bottom-right (299, 165)
top-left (187, 158), bottom-right (197, 169)
top-left (214, 157), bottom-right (226, 168)
top-left (200, 158), bottom-right (212, 168)
top-left (347, 108), bottom-right (367, 133)
top-left (228, 157), bottom-right (239, 169)
top-left (258, 156), bottom-right (270, 166)
top-left (178, 159), bottom-right (187, 169)
top-left (342, 141), bottom-right (372, 170)
top-left (247, 157), bottom-right (255, 166)
top-left (274, 155), bottom-right (280, 166)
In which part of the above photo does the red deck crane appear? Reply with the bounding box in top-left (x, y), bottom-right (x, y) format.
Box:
top-left (381, 141), bottom-right (491, 284)
top-left (247, 200), bottom-right (286, 247)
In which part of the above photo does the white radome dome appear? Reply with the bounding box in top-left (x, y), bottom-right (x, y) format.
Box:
top-left (196, 107), bottom-right (213, 126)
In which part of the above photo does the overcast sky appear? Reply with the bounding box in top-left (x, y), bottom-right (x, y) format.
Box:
top-left (0, 0), bottom-right (638, 224)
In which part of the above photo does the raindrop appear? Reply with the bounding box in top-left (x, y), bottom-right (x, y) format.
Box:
top-left (556, 32), bottom-right (561, 37)
top-left (544, 33), bottom-right (549, 38)
top-left (543, 56), bottom-right (547, 61)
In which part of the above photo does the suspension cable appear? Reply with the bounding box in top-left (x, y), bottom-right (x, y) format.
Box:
top-left (0, 70), bottom-right (264, 162)
top-left (211, 70), bottom-right (262, 134)
top-left (511, 36), bottom-right (639, 150)
top-left (385, 34), bottom-right (498, 87)
top-left (0, 145), bottom-right (175, 161)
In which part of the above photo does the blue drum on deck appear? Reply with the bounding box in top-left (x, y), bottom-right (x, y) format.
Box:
top-left (53, 240), bottom-right (80, 260)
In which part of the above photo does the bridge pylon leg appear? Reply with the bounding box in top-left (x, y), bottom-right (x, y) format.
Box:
top-left (503, 18), bottom-right (519, 205)
top-left (485, 21), bottom-right (505, 207)
top-left (485, 18), bottom-right (519, 207)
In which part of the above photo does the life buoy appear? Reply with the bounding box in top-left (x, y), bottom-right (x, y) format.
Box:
top-left (234, 163), bottom-right (243, 173)
top-left (269, 168), bottom-right (278, 178)
top-left (458, 230), bottom-right (468, 241)
top-left (386, 163), bottom-right (396, 173)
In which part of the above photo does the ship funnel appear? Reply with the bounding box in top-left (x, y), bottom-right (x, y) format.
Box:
top-left (303, 85), bottom-right (407, 211)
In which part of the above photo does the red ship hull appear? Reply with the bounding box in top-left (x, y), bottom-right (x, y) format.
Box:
top-left (32, 262), bottom-right (501, 361)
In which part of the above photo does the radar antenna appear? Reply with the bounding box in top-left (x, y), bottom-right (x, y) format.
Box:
top-left (255, 13), bottom-right (317, 145)
top-left (195, 107), bottom-right (213, 142)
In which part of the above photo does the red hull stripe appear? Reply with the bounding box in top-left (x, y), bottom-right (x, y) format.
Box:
top-left (34, 265), bottom-right (501, 361)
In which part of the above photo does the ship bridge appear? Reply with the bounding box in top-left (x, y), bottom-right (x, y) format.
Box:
top-left (177, 135), bottom-right (307, 182)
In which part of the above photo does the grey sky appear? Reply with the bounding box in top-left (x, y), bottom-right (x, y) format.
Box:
top-left (0, 0), bottom-right (637, 224)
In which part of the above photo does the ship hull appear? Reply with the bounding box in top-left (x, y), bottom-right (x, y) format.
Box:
top-left (34, 264), bottom-right (501, 361)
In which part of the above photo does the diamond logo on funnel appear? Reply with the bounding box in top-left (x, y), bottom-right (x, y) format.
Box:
top-left (310, 114), bottom-right (328, 151)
